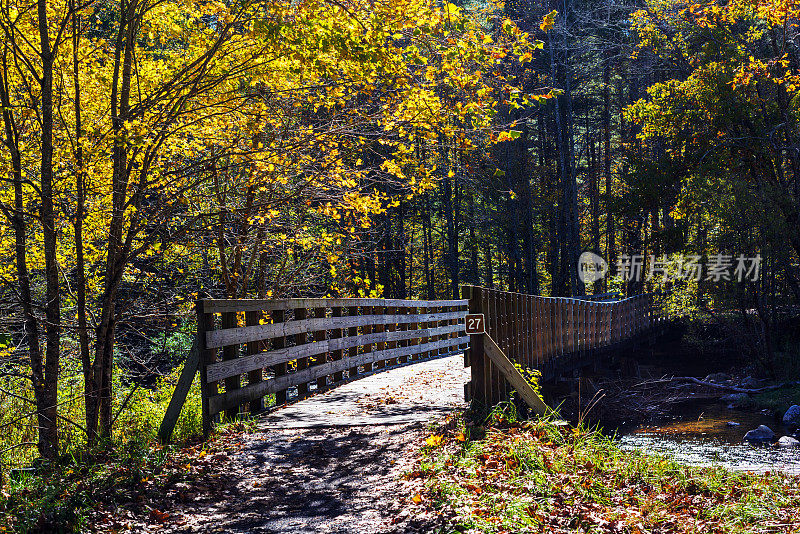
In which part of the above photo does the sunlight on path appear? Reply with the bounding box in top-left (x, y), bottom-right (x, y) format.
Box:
top-left (263, 355), bottom-right (469, 429)
top-left (154, 355), bottom-right (468, 534)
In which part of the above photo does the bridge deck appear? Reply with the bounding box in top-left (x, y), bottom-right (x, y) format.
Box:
top-left (261, 354), bottom-right (468, 428)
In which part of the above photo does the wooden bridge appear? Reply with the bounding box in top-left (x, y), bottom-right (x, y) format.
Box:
top-left (462, 286), bottom-right (664, 408)
top-left (158, 287), bottom-right (665, 442)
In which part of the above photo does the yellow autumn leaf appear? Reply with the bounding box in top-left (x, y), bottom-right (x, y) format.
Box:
top-left (540, 10), bottom-right (558, 32)
top-left (426, 434), bottom-right (443, 447)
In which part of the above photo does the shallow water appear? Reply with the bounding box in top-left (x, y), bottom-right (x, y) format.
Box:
top-left (616, 402), bottom-right (800, 474)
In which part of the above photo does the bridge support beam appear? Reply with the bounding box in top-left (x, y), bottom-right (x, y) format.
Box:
top-left (481, 333), bottom-right (549, 416)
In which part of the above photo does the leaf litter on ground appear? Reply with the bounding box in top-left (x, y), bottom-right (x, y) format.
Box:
top-left (401, 414), bottom-right (800, 533)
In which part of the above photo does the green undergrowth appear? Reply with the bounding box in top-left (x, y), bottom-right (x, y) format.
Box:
top-left (409, 405), bottom-right (800, 534)
top-left (739, 384), bottom-right (800, 416)
top-left (0, 356), bottom-right (210, 532)
top-left (1, 436), bottom-right (172, 532)
top-left (743, 341), bottom-right (800, 415)
top-left (0, 420), bottom-right (254, 533)
top-left (0, 359), bottom-right (205, 478)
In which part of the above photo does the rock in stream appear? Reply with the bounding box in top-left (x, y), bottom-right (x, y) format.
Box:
top-left (782, 405), bottom-right (800, 428)
top-left (743, 425), bottom-right (775, 444)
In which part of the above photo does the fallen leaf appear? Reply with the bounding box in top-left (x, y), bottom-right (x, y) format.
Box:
top-left (149, 509), bottom-right (170, 523)
top-left (426, 435), bottom-right (443, 447)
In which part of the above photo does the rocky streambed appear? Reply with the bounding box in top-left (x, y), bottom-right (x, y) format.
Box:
top-left (617, 400), bottom-right (800, 474)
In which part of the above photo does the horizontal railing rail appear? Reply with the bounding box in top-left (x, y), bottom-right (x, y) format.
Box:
top-left (195, 298), bottom-right (468, 434)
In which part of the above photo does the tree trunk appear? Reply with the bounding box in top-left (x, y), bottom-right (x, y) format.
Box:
top-left (484, 237), bottom-right (494, 288)
top-left (443, 173), bottom-right (459, 299)
top-left (590, 133), bottom-right (600, 255)
top-left (468, 195), bottom-right (479, 285)
top-left (73, 9), bottom-right (96, 442)
top-left (423, 193), bottom-right (434, 298)
top-left (37, 0), bottom-right (61, 457)
top-left (0, 50), bottom-right (49, 457)
top-left (94, 0), bottom-right (138, 437)
top-left (548, 24), bottom-right (583, 296)
top-left (604, 60), bottom-right (615, 290)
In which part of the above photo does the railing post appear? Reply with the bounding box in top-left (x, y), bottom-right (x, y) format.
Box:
top-left (387, 305), bottom-right (399, 365)
top-left (331, 306), bottom-right (344, 382)
top-left (627, 299), bottom-right (633, 338)
top-left (526, 295), bottom-right (533, 369)
top-left (374, 301), bottom-right (386, 369)
top-left (550, 299), bottom-right (558, 373)
top-left (273, 308), bottom-right (288, 405)
top-left (464, 286), bottom-right (486, 406)
top-left (196, 300), bottom-right (216, 437)
top-left (598, 302), bottom-right (604, 346)
top-left (488, 289), bottom-right (502, 405)
top-left (582, 300), bottom-right (589, 360)
top-left (513, 293), bottom-right (521, 367)
top-left (348, 305), bottom-right (360, 376)
top-left (571, 300), bottom-right (578, 361)
top-left (421, 303), bottom-right (431, 362)
top-left (245, 310), bottom-right (264, 414)
top-left (545, 298), bottom-right (553, 376)
top-left (555, 298), bottom-right (563, 364)
top-left (519, 294), bottom-right (525, 368)
top-left (592, 302), bottom-right (603, 350)
top-left (565, 299), bottom-right (574, 359)
top-left (221, 310), bottom-right (240, 421)
top-left (313, 306), bottom-right (327, 391)
top-left (407, 304), bottom-right (418, 363)
top-left (641, 296), bottom-right (646, 333)
top-left (449, 302), bottom-right (460, 359)
top-left (575, 300), bottom-right (582, 360)
top-left (294, 307), bottom-right (309, 397)
top-left (623, 300), bottom-right (629, 340)
top-left (636, 296), bottom-right (642, 334)
top-left (361, 305), bottom-right (373, 373)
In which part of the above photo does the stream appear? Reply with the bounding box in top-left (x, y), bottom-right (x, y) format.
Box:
top-left (616, 401), bottom-right (800, 474)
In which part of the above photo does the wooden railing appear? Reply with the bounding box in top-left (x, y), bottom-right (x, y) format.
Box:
top-left (158, 291), bottom-right (663, 442)
top-left (194, 298), bottom-right (468, 434)
top-left (462, 285), bottom-right (662, 407)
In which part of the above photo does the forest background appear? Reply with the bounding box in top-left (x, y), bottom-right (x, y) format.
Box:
top-left (0, 0), bottom-right (799, 497)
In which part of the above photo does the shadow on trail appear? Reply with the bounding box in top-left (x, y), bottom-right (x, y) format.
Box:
top-left (177, 424), bottom-right (421, 534)
top-left (157, 355), bottom-right (468, 533)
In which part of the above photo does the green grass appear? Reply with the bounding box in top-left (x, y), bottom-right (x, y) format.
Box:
top-left (409, 406), bottom-right (800, 533)
top-left (739, 384), bottom-right (800, 416)
top-left (0, 359), bottom-right (205, 478)
top-left (769, 347), bottom-right (800, 382)
top-left (1, 437), bottom-right (171, 532)
top-left (0, 352), bottom-right (209, 532)
top-left (0, 420), bottom-right (258, 533)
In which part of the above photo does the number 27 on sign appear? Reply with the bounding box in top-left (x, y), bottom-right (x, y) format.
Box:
top-left (465, 314), bottom-right (485, 335)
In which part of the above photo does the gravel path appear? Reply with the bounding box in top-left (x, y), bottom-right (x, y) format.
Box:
top-left (154, 355), bottom-right (468, 533)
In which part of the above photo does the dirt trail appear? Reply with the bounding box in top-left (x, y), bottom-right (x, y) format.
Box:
top-left (142, 356), bottom-right (468, 533)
